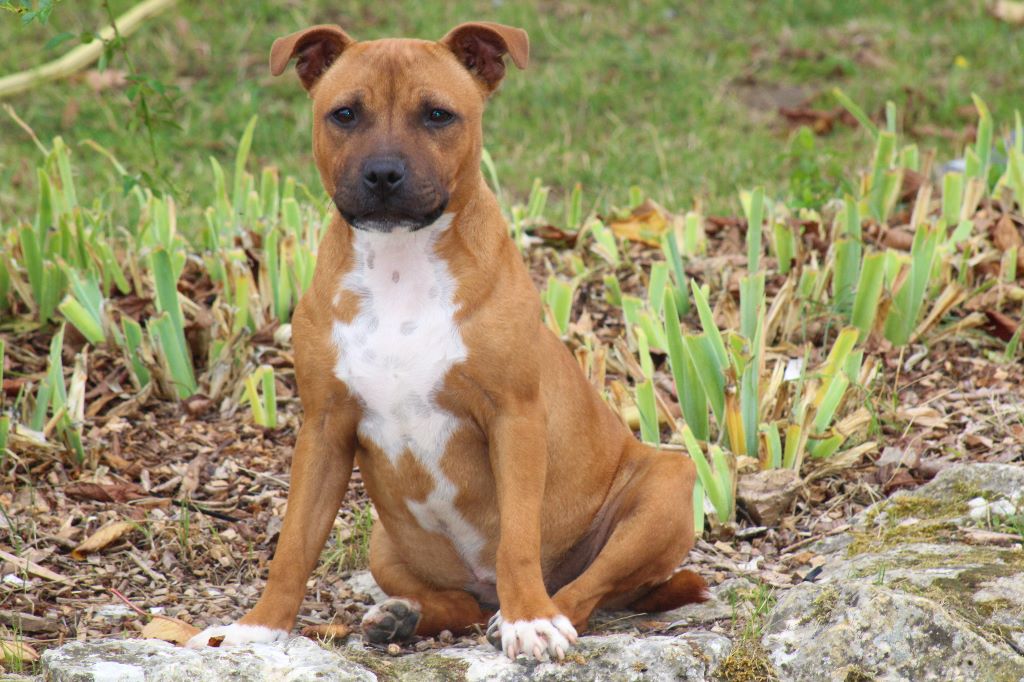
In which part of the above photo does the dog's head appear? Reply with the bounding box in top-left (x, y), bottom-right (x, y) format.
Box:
top-left (270, 22), bottom-right (528, 232)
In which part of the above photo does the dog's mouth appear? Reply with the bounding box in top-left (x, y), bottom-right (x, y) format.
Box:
top-left (339, 201), bottom-right (448, 233)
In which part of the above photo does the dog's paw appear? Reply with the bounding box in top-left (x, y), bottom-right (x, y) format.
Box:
top-left (487, 611), bottom-right (577, 661)
top-left (360, 598), bottom-right (422, 644)
top-left (185, 623), bottom-right (289, 649)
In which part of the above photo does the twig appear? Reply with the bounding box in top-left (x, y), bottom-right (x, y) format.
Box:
top-left (2, 103), bottom-right (47, 154)
top-left (0, 0), bottom-right (177, 99)
top-left (235, 464), bottom-right (290, 489)
top-left (173, 499), bottom-right (242, 523)
top-left (109, 587), bottom-right (150, 619)
top-left (128, 551), bottom-right (166, 583)
top-left (779, 524), bottom-right (852, 554)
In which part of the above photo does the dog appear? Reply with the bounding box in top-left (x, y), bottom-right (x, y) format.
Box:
top-left (187, 21), bottom-right (707, 661)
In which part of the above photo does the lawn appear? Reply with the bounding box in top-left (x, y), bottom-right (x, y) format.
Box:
top-left (1, 0), bottom-right (1023, 219)
top-left (1, 0), bottom-right (1023, 676)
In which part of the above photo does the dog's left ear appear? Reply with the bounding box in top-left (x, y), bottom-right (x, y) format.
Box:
top-left (270, 24), bottom-right (355, 91)
top-left (440, 22), bottom-right (529, 93)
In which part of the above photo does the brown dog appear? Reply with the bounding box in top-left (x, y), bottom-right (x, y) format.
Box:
top-left (187, 21), bottom-right (707, 661)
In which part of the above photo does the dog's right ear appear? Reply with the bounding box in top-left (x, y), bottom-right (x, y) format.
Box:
top-left (270, 25), bottom-right (354, 91)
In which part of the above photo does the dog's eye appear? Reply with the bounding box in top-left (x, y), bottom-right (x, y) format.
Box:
top-left (331, 107), bottom-right (357, 127)
top-left (426, 108), bottom-right (455, 127)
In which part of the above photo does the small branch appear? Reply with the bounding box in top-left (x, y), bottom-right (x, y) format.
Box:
top-left (0, 0), bottom-right (177, 99)
top-left (109, 587), bottom-right (151, 620)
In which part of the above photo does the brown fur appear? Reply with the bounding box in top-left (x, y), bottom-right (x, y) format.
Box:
top-left (235, 22), bottom-right (706, 643)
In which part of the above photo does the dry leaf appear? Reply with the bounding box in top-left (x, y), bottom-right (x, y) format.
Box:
top-left (984, 309), bottom-right (1020, 342)
top-left (778, 106), bottom-right (857, 135)
top-left (71, 520), bottom-right (136, 560)
top-left (991, 214), bottom-right (1024, 268)
top-left (141, 616), bottom-right (200, 645)
top-left (301, 622), bottom-right (353, 641)
top-left (991, 0), bottom-right (1024, 24)
top-left (608, 199), bottom-right (669, 246)
top-left (65, 481), bottom-right (145, 503)
top-left (0, 639), bottom-right (40, 664)
top-left (896, 406), bottom-right (948, 430)
top-left (880, 227), bottom-right (914, 251)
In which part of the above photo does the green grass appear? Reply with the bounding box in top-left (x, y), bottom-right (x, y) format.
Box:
top-left (321, 503), bottom-right (375, 573)
top-left (1, 0), bottom-right (1023, 220)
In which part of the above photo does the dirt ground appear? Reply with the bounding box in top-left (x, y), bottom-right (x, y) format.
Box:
top-left (1, 221), bottom-right (1022, 664)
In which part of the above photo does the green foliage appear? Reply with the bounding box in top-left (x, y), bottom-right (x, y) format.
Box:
top-left (786, 127), bottom-right (843, 209)
top-left (605, 98), bottom-right (1020, 531)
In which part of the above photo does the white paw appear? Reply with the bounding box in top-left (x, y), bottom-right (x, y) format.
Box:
top-left (491, 612), bottom-right (577, 661)
top-left (185, 623), bottom-right (289, 649)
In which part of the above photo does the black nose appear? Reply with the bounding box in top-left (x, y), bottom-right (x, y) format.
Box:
top-left (362, 157), bottom-right (406, 196)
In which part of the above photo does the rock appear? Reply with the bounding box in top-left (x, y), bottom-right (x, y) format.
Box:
top-left (914, 462), bottom-right (1024, 500)
top-left (761, 463), bottom-right (1024, 681)
top-left (736, 468), bottom-right (801, 526)
top-left (347, 570), bottom-right (387, 604)
top-left (337, 631), bottom-right (730, 681)
top-left (40, 637), bottom-right (376, 681)
top-left (38, 631), bottom-right (731, 682)
top-left (38, 464), bottom-right (1024, 681)
top-left (765, 580), bottom-right (1024, 681)
top-left (659, 578), bottom-right (754, 630)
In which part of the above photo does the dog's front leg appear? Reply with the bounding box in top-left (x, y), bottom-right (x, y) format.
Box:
top-left (187, 412), bottom-right (355, 647)
top-left (488, 401), bottom-right (578, 661)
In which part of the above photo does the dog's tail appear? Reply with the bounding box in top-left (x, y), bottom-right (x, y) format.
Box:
top-left (628, 570), bottom-right (710, 613)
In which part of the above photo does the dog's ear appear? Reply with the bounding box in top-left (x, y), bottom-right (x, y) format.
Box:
top-left (270, 25), bottom-right (354, 91)
top-left (440, 22), bottom-right (528, 93)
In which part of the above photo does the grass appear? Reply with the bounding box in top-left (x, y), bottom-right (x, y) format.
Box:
top-left (2, 1), bottom-right (1024, 221)
top-left (321, 503), bottom-right (375, 574)
top-left (718, 582), bottom-right (779, 681)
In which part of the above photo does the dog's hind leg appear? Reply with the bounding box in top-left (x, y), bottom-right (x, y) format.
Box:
top-left (550, 445), bottom-right (709, 631)
top-left (362, 521), bottom-right (488, 643)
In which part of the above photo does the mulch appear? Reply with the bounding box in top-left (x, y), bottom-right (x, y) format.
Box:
top-left (1, 213), bottom-right (1023, 665)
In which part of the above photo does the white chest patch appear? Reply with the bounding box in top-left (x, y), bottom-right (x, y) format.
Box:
top-left (331, 214), bottom-right (493, 580)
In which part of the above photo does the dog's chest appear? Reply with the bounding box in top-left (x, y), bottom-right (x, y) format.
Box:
top-left (331, 220), bottom-right (467, 462)
top-left (330, 221), bottom-right (492, 578)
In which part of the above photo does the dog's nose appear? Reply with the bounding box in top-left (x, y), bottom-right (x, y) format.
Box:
top-left (362, 158), bottom-right (406, 195)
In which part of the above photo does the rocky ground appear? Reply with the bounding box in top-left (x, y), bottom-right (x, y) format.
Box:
top-left (7, 463), bottom-right (1020, 681)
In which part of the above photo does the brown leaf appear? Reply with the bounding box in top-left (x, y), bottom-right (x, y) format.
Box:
top-left (895, 406), bottom-right (948, 430)
top-left (880, 227), bottom-right (914, 251)
top-left (71, 520), bottom-right (136, 560)
top-left (778, 106), bottom-right (856, 135)
top-left (178, 454), bottom-right (205, 498)
top-left (2, 377), bottom-right (27, 396)
top-left (882, 469), bottom-right (918, 493)
top-left (182, 394), bottom-right (213, 418)
top-left (301, 622), bottom-right (353, 641)
top-left (991, 0), bottom-right (1024, 25)
top-left (141, 616), bottom-right (200, 645)
top-left (899, 170), bottom-right (926, 203)
top-left (0, 640), bottom-right (40, 664)
top-left (534, 224), bottom-right (578, 247)
top-left (608, 199), bottom-right (669, 246)
top-left (65, 481), bottom-right (145, 503)
top-left (984, 309), bottom-right (1020, 342)
top-left (991, 214), bottom-right (1024, 269)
